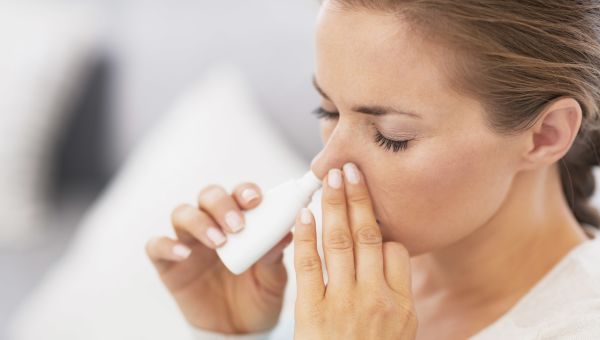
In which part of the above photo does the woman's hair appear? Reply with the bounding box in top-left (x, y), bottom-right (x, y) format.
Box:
top-left (328, 0), bottom-right (600, 229)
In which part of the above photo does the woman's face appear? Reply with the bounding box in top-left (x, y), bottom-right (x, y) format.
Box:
top-left (311, 3), bottom-right (526, 255)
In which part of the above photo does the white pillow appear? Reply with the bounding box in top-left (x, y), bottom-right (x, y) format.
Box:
top-left (7, 62), bottom-right (310, 340)
top-left (0, 3), bottom-right (100, 246)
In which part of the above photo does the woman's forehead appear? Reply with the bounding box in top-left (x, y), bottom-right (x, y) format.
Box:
top-left (315, 7), bottom-right (463, 122)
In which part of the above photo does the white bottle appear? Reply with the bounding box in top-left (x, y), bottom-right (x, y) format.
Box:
top-left (217, 170), bottom-right (322, 275)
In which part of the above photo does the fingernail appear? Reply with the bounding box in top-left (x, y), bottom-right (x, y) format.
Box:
top-left (300, 207), bottom-right (312, 225)
top-left (172, 244), bottom-right (191, 259)
top-left (225, 210), bottom-right (244, 232)
top-left (206, 227), bottom-right (227, 246)
top-left (241, 188), bottom-right (259, 204)
top-left (343, 162), bottom-right (360, 184)
top-left (328, 168), bottom-right (342, 189)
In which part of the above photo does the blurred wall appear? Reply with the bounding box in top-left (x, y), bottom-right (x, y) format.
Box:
top-left (96, 0), bottom-right (323, 172)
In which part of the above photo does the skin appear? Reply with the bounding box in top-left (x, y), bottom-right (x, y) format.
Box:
top-left (293, 164), bottom-right (418, 339)
top-left (308, 1), bottom-right (591, 339)
top-left (146, 1), bottom-right (593, 339)
top-left (146, 184), bottom-right (294, 334)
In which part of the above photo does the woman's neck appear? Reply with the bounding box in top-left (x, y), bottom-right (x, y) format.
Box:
top-left (410, 163), bottom-right (590, 315)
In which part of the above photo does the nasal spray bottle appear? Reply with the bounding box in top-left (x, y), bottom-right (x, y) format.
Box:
top-left (217, 170), bottom-right (322, 275)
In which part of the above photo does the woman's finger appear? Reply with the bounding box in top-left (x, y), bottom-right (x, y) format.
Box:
top-left (294, 207), bottom-right (325, 304)
top-left (232, 182), bottom-right (263, 210)
top-left (321, 168), bottom-right (355, 289)
top-left (342, 162), bottom-right (384, 284)
top-left (171, 204), bottom-right (227, 248)
top-left (382, 241), bottom-right (413, 300)
top-left (197, 185), bottom-right (245, 233)
top-left (145, 236), bottom-right (192, 273)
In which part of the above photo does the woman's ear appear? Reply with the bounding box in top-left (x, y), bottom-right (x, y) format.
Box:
top-left (519, 97), bottom-right (583, 170)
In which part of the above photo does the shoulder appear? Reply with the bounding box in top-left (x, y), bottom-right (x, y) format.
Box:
top-left (538, 310), bottom-right (600, 339)
top-left (522, 230), bottom-right (600, 338)
top-left (471, 230), bottom-right (600, 339)
top-left (571, 227), bottom-right (600, 281)
top-left (532, 231), bottom-right (600, 316)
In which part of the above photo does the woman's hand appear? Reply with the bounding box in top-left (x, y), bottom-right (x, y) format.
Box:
top-left (145, 183), bottom-right (292, 335)
top-left (293, 163), bottom-right (418, 340)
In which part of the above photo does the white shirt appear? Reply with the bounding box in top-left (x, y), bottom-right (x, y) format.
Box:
top-left (190, 226), bottom-right (600, 339)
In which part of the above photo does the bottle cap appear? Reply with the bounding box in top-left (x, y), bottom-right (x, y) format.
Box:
top-left (296, 170), bottom-right (322, 197)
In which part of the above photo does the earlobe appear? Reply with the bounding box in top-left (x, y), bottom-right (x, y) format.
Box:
top-left (522, 97), bottom-right (583, 169)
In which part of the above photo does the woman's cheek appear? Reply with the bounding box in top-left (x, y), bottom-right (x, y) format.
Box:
top-left (377, 141), bottom-right (512, 254)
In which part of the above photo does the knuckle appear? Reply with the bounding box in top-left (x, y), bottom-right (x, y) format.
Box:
top-left (197, 185), bottom-right (227, 205)
top-left (145, 237), bottom-right (159, 257)
top-left (354, 225), bottom-right (382, 246)
top-left (171, 204), bottom-right (194, 226)
top-left (295, 255), bottom-right (322, 272)
top-left (394, 289), bottom-right (414, 307)
top-left (325, 195), bottom-right (346, 208)
top-left (367, 295), bottom-right (397, 316)
top-left (332, 295), bottom-right (355, 311)
top-left (145, 236), bottom-right (170, 260)
top-left (324, 229), bottom-right (353, 250)
top-left (198, 184), bottom-right (223, 196)
top-left (347, 191), bottom-right (371, 205)
top-left (295, 232), bottom-right (315, 244)
top-left (398, 305), bottom-right (419, 329)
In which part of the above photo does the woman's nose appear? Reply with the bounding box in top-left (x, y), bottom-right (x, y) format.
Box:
top-left (310, 138), bottom-right (353, 180)
top-left (310, 150), bottom-right (327, 179)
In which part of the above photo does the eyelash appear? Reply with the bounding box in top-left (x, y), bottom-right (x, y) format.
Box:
top-left (311, 106), bottom-right (411, 153)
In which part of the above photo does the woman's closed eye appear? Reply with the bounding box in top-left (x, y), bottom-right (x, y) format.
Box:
top-left (311, 106), bottom-right (413, 153)
top-left (311, 106), bottom-right (339, 120)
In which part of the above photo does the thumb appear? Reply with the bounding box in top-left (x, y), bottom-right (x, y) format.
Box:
top-left (252, 232), bottom-right (293, 292)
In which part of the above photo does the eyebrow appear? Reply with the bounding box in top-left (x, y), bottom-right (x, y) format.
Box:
top-left (312, 75), bottom-right (422, 119)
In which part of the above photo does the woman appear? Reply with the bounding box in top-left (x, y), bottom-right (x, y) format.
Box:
top-left (145, 0), bottom-right (600, 338)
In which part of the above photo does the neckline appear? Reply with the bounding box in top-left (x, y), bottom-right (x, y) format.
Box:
top-left (470, 227), bottom-right (598, 339)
